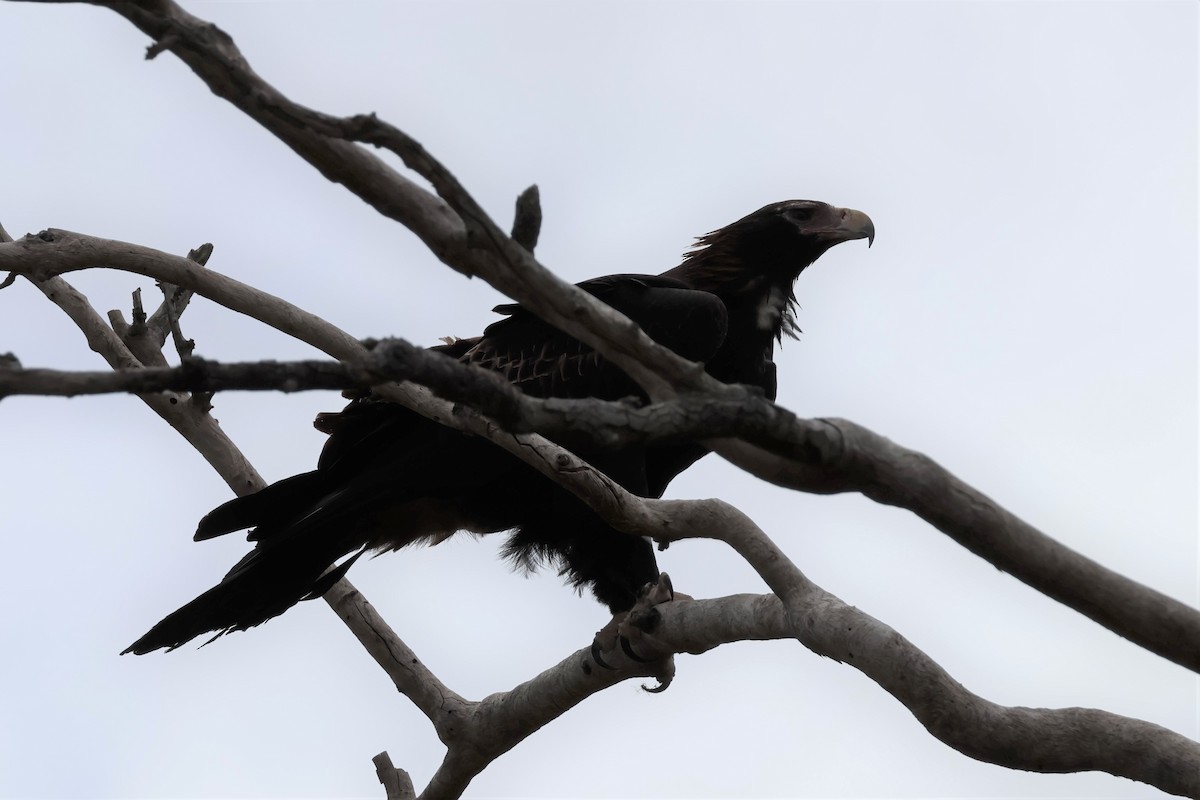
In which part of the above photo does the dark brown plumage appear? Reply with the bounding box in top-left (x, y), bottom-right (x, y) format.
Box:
top-left (123, 200), bottom-right (873, 654)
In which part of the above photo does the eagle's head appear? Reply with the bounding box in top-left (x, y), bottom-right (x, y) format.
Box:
top-left (707, 199), bottom-right (873, 269)
top-left (672, 199), bottom-right (874, 338)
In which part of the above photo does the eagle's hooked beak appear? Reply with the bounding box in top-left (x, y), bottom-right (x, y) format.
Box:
top-left (832, 207), bottom-right (875, 248)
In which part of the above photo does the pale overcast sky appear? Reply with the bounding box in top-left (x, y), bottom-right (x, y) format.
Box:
top-left (1, 1), bottom-right (1196, 798)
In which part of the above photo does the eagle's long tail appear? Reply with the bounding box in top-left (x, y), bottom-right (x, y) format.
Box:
top-left (122, 473), bottom-right (367, 655)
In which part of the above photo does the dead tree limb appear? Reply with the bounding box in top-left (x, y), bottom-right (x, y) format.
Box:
top-left (4, 3), bottom-right (1198, 797)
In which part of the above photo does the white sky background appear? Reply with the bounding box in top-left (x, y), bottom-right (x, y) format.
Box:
top-left (0, 1), bottom-right (1196, 797)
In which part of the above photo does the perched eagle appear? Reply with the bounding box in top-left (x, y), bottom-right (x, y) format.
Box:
top-left (124, 200), bottom-right (874, 654)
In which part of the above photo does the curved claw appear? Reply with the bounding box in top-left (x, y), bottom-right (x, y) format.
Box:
top-left (642, 677), bottom-right (672, 694)
top-left (590, 637), bottom-right (617, 671)
top-left (642, 656), bottom-right (676, 693)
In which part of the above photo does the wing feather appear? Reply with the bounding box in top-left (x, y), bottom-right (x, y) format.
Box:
top-left (462, 274), bottom-right (728, 400)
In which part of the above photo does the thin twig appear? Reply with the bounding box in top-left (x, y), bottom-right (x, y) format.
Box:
top-left (146, 242), bottom-right (209, 350)
top-left (157, 281), bottom-right (195, 358)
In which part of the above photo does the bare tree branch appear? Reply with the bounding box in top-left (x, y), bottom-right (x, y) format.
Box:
top-left (372, 752), bottom-right (415, 800)
top-left (147, 242), bottom-right (210, 346)
top-left (6, 4), bottom-right (1196, 797)
top-left (157, 280), bottom-right (194, 358)
top-left (108, 287), bottom-right (167, 368)
top-left (323, 581), bottom-right (469, 727)
top-left (1, 225), bottom-right (457, 787)
top-left (510, 184), bottom-right (541, 252)
top-left (107, 243), bottom-right (212, 367)
top-left (16, 273), bottom-right (267, 492)
top-left (649, 501), bottom-right (1200, 797)
top-left (0, 347), bottom-right (770, 452)
top-left (0, 357), bottom-right (375, 399)
top-left (715, 429), bottom-right (1200, 674)
top-left (5, 229), bottom-right (1197, 679)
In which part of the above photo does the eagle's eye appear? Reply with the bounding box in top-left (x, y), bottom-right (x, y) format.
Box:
top-left (788, 206), bottom-right (814, 224)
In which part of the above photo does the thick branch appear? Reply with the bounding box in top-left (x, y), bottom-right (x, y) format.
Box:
top-left (640, 499), bottom-right (1200, 798)
top-left (713, 423), bottom-right (1200, 674)
top-left (417, 595), bottom-right (792, 799)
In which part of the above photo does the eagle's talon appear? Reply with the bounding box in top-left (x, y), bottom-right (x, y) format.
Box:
top-left (590, 638), bottom-right (617, 671)
top-left (587, 572), bottom-right (682, 666)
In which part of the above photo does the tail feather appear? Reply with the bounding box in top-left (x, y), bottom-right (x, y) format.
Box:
top-left (298, 548), bottom-right (366, 601)
top-left (194, 471), bottom-right (325, 541)
top-left (122, 538), bottom-right (360, 655)
top-left (132, 403), bottom-right (451, 654)
top-left (128, 468), bottom-right (415, 654)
